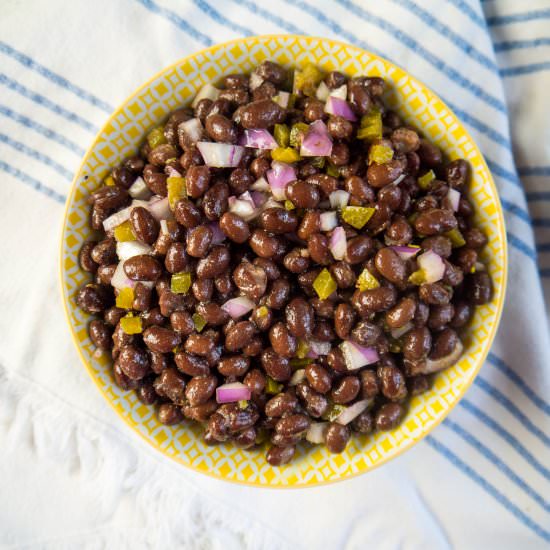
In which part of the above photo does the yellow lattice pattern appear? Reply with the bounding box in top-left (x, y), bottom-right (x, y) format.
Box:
top-left (60, 35), bottom-right (507, 487)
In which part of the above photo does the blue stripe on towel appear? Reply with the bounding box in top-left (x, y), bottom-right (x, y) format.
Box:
top-left (475, 376), bottom-right (550, 447)
top-left (444, 417), bottom-right (550, 513)
top-left (134, 0), bottom-right (214, 46)
top-left (391, 0), bottom-right (499, 73)
top-left (460, 398), bottom-right (550, 480)
top-left (0, 41), bottom-right (113, 113)
top-left (0, 73), bottom-right (98, 132)
top-left (425, 436), bottom-right (550, 542)
top-left (487, 9), bottom-right (550, 26)
top-left (494, 38), bottom-right (550, 52)
top-left (0, 104), bottom-right (85, 156)
top-left (0, 132), bottom-right (73, 181)
top-left (488, 353), bottom-right (550, 417)
top-left (332, 0), bottom-right (507, 113)
top-left (0, 160), bottom-right (66, 204)
top-left (501, 61), bottom-right (550, 77)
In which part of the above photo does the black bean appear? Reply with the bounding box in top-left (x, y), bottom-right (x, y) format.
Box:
top-left (143, 326), bottom-right (181, 353)
top-left (89, 319), bottom-right (111, 350)
top-left (130, 207), bottom-right (159, 244)
top-left (325, 423), bottom-right (350, 453)
top-left (465, 271), bottom-right (493, 305)
top-left (269, 322), bottom-right (297, 358)
top-left (285, 297), bottom-right (314, 339)
top-left (375, 403), bottom-right (405, 430)
top-left (239, 99), bottom-right (285, 129)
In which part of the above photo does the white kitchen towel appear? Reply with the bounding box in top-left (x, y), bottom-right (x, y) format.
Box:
top-left (1, 0), bottom-right (549, 548)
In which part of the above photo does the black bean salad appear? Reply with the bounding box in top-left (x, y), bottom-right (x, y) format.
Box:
top-left (77, 61), bottom-right (493, 466)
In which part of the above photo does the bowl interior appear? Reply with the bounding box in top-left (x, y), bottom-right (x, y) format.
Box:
top-left (61, 35), bottom-right (506, 487)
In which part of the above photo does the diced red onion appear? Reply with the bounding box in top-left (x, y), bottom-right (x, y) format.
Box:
top-left (339, 340), bottom-right (379, 370)
top-left (191, 83), bottom-right (220, 108)
top-left (273, 91), bottom-right (290, 108)
top-left (444, 187), bottom-right (461, 212)
top-left (289, 369), bottom-right (306, 386)
top-left (160, 219), bottom-right (169, 235)
top-left (128, 176), bottom-right (152, 200)
top-left (196, 142), bottom-right (244, 168)
top-left (216, 382), bottom-right (251, 404)
top-left (228, 196), bottom-right (257, 222)
top-left (250, 176), bottom-right (270, 192)
top-left (300, 120), bottom-right (333, 157)
top-left (111, 262), bottom-right (154, 291)
top-left (330, 84), bottom-right (348, 100)
top-left (249, 72), bottom-right (264, 91)
top-left (116, 241), bottom-right (153, 262)
top-left (316, 81), bottom-right (330, 102)
top-left (329, 190), bottom-right (350, 209)
top-left (306, 422), bottom-right (328, 444)
top-left (474, 261), bottom-right (486, 272)
top-left (147, 196), bottom-right (171, 221)
top-left (221, 296), bottom-right (255, 319)
top-left (390, 245), bottom-right (421, 261)
top-left (239, 191), bottom-right (256, 207)
top-left (102, 198), bottom-right (149, 231)
top-left (240, 129), bottom-right (278, 150)
top-left (110, 261), bottom-right (135, 290)
top-left (132, 199), bottom-right (152, 209)
top-left (309, 339), bottom-right (331, 356)
top-left (320, 211), bottom-right (338, 231)
top-left (335, 399), bottom-right (372, 425)
top-left (310, 119), bottom-right (331, 135)
top-left (324, 96), bottom-right (357, 121)
top-left (208, 222), bottom-right (226, 245)
top-left (390, 321), bottom-right (414, 340)
top-left (166, 166), bottom-right (182, 179)
top-left (250, 191), bottom-right (267, 208)
top-left (394, 174), bottom-right (406, 185)
top-left (417, 250), bottom-right (445, 283)
top-left (180, 118), bottom-right (203, 143)
top-left (103, 205), bottom-right (133, 232)
top-left (266, 161), bottom-right (296, 200)
top-left (329, 226), bottom-right (347, 260)
top-left (262, 197), bottom-right (284, 210)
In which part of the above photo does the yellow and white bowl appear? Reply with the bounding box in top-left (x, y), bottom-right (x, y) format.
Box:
top-left (60, 35), bottom-right (507, 487)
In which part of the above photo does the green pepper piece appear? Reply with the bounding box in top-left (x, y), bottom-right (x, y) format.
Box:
top-left (167, 176), bottom-right (187, 210)
top-left (310, 156), bottom-right (326, 169)
top-left (418, 170), bottom-right (436, 190)
top-left (445, 228), bottom-right (466, 248)
top-left (368, 144), bottom-right (394, 165)
top-left (289, 122), bottom-right (309, 148)
top-left (356, 268), bottom-right (380, 291)
top-left (192, 313), bottom-right (206, 332)
top-left (294, 63), bottom-right (324, 96)
top-left (171, 272), bottom-right (192, 294)
top-left (326, 163), bottom-right (340, 177)
top-left (120, 314), bottom-right (143, 335)
top-left (265, 376), bottom-right (283, 395)
top-left (274, 124), bottom-right (290, 148)
top-left (271, 147), bottom-right (301, 163)
top-left (357, 109), bottom-right (382, 141)
top-left (408, 270), bottom-right (426, 285)
top-left (289, 357), bottom-right (313, 369)
top-left (322, 403), bottom-right (347, 421)
top-left (116, 287), bottom-right (135, 309)
top-left (147, 126), bottom-right (167, 149)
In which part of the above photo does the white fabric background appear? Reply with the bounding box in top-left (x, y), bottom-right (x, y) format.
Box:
top-left (1, 0), bottom-right (549, 548)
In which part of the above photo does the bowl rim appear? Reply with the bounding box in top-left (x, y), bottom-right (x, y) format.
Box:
top-left (59, 33), bottom-right (508, 488)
